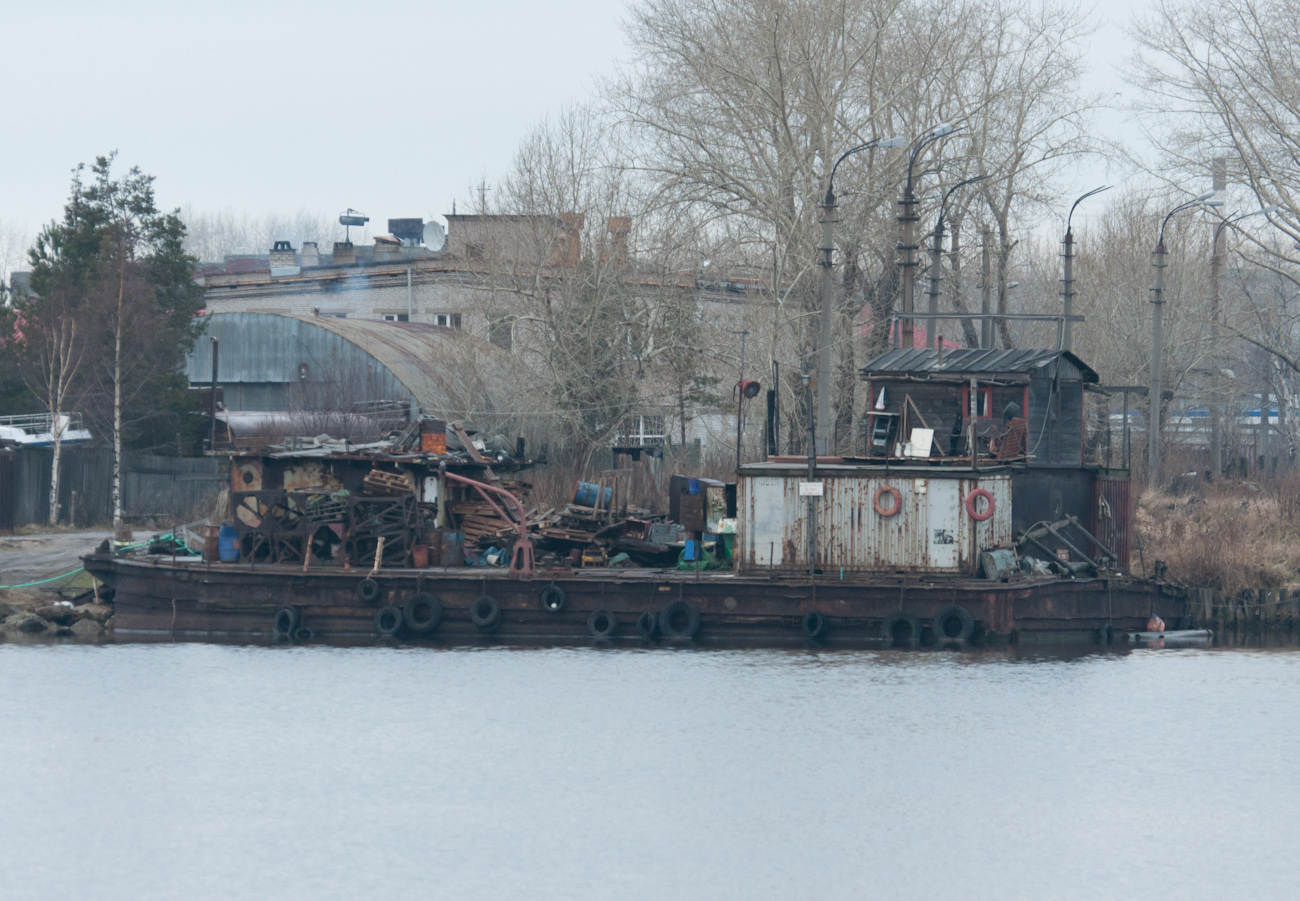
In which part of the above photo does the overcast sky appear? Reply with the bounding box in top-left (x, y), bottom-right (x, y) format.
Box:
top-left (1, 0), bottom-right (1154, 254)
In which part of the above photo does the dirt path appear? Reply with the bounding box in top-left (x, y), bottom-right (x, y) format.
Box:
top-left (0, 530), bottom-right (114, 585)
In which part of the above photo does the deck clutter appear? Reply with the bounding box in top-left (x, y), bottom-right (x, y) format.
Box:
top-left (83, 347), bottom-right (1191, 647)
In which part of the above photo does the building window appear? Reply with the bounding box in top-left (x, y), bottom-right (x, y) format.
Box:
top-left (433, 313), bottom-right (462, 329)
top-left (382, 313), bottom-right (410, 322)
top-left (489, 316), bottom-right (515, 351)
top-left (620, 414), bottom-right (666, 446)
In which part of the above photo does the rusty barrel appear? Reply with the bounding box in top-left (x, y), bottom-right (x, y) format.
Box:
top-left (420, 419), bottom-right (447, 454)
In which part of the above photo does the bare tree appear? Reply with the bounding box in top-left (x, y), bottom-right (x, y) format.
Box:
top-left (15, 276), bottom-right (86, 524)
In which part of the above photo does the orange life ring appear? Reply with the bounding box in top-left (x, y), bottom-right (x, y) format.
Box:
top-left (873, 484), bottom-right (902, 517)
top-left (965, 488), bottom-right (995, 522)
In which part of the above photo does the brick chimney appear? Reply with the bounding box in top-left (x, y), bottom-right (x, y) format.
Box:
top-left (301, 241), bottom-right (320, 268)
top-left (549, 212), bottom-right (584, 268)
top-left (332, 241), bottom-right (356, 265)
top-left (605, 217), bottom-right (631, 270)
top-left (269, 240), bottom-right (296, 269)
top-left (373, 234), bottom-right (402, 260)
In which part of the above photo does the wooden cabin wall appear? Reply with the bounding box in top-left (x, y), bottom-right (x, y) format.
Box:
top-left (1027, 376), bottom-right (1084, 466)
top-left (868, 381), bottom-right (966, 455)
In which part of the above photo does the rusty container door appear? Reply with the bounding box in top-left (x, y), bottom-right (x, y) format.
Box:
top-left (1091, 473), bottom-right (1131, 571)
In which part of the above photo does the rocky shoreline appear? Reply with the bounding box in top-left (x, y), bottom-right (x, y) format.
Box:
top-left (1, 529), bottom-right (115, 642)
top-left (2, 601), bottom-right (113, 641)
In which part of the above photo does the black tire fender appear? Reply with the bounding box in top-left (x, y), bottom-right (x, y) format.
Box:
top-left (374, 605), bottom-right (403, 638)
top-left (802, 610), bottom-right (828, 640)
top-left (403, 592), bottom-right (443, 633)
top-left (357, 577), bottom-right (383, 604)
top-left (659, 599), bottom-right (701, 640)
top-left (881, 611), bottom-right (922, 647)
top-left (932, 604), bottom-right (975, 644)
top-left (539, 584), bottom-right (567, 612)
top-left (636, 611), bottom-right (657, 639)
top-left (293, 626), bottom-right (314, 642)
top-left (471, 595), bottom-right (501, 631)
top-left (1097, 622), bottom-right (1114, 646)
top-left (587, 609), bottom-right (618, 640)
top-left (272, 606), bottom-right (299, 639)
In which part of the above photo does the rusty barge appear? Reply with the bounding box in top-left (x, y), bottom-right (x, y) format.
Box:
top-left (84, 348), bottom-right (1182, 647)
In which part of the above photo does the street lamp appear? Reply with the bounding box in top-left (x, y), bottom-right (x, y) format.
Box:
top-left (815, 133), bottom-right (906, 452)
top-left (1149, 190), bottom-right (1216, 487)
top-left (1207, 203), bottom-right (1280, 475)
top-left (898, 123), bottom-right (964, 349)
top-left (1061, 185), bottom-right (1111, 351)
top-left (925, 174), bottom-right (988, 348)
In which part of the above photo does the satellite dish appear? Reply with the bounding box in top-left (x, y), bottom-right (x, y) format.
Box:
top-left (423, 221), bottom-right (446, 250)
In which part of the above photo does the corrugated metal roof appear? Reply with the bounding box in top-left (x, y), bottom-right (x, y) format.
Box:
top-left (187, 313), bottom-right (517, 418)
top-left (860, 348), bottom-right (1098, 383)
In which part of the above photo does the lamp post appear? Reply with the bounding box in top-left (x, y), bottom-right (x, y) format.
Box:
top-left (816, 134), bottom-right (906, 452)
top-left (1206, 203), bottom-right (1279, 475)
top-left (926, 174), bottom-right (988, 348)
top-left (1061, 186), bottom-right (1111, 351)
top-left (1150, 191), bottom-right (1216, 487)
top-left (899, 123), bottom-right (963, 349)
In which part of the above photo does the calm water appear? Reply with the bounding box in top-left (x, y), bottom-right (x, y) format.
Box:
top-left (2, 643), bottom-right (1298, 900)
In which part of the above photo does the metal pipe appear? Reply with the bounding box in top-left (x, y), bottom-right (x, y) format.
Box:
top-left (406, 266), bottom-right (413, 320)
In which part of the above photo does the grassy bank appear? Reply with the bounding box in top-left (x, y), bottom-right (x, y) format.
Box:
top-left (1136, 476), bottom-right (1300, 596)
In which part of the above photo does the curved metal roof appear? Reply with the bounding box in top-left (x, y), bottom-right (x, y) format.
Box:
top-left (186, 313), bottom-right (517, 418)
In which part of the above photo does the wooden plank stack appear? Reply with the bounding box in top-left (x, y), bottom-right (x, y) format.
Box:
top-left (363, 469), bottom-right (413, 496)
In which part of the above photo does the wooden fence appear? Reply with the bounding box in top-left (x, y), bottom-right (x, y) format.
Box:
top-left (1184, 587), bottom-right (1300, 633)
top-left (0, 447), bottom-right (225, 530)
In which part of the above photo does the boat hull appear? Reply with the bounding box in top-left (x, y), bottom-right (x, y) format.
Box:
top-left (83, 553), bottom-right (1181, 647)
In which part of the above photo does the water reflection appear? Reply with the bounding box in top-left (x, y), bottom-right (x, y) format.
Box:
top-left (1, 642), bottom-right (1297, 900)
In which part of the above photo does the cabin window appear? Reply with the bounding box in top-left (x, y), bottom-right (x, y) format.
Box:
top-left (961, 385), bottom-right (994, 419)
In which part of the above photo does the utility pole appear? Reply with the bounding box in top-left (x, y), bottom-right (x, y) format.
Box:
top-left (818, 135), bottom-right (904, 450)
top-left (1149, 239), bottom-right (1166, 487)
top-left (926, 223), bottom-right (943, 349)
top-left (816, 196), bottom-right (836, 454)
top-left (732, 329), bottom-right (749, 472)
top-left (803, 369), bottom-right (817, 578)
top-left (1062, 186), bottom-right (1110, 352)
top-left (1210, 157), bottom-right (1227, 477)
top-left (980, 225), bottom-right (992, 350)
top-left (898, 124), bottom-right (960, 349)
top-left (1150, 191), bottom-right (1215, 487)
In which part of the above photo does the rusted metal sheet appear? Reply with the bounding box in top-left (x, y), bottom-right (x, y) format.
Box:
top-left (738, 472), bottom-right (1012, 575)
top-left (232, 459), bottom-right (263, 492)
top-left (1091, 473), bottom-right (1131, 571)
top-left (282, 461), bottom-right (343, 492)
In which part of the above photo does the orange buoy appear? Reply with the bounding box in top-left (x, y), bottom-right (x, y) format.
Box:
top-left (965, 488), bottom-right (995, 522)
top-left (873, 484), bottom-right (902, 517)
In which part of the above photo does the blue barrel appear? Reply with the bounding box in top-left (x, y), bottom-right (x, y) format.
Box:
top-left (684, 539), bottom-right (698, 561)
top-left (217, 524), bottom-right (240, 562)
top-left (440, 531), bottom-right (465, 567)
top-left (572, 481), bottom-right (612, 507)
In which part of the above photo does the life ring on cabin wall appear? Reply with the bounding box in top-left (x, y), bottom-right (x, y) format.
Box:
top-left (873, 485), bottom-right (902, 517)
top-left (965, 488), bottom-right (996, 522)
